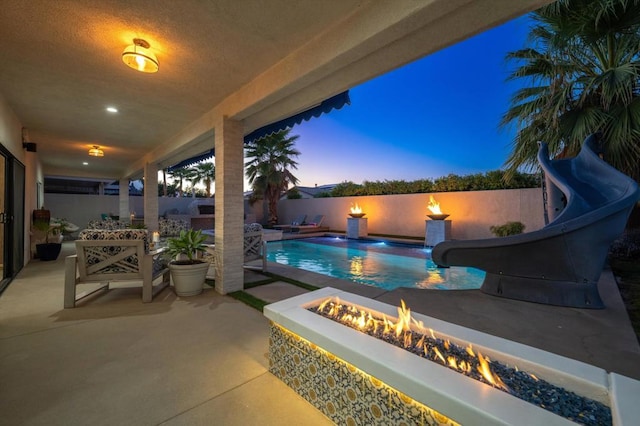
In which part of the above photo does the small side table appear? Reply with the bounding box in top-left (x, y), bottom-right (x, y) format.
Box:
top-left (347, 217), bottom-right (368, 239)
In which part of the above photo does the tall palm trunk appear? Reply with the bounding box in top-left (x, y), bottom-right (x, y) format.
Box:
top-left (162, 169), bottom-right (167, 196)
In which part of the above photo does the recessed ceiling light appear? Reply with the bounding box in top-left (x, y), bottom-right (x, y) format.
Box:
top-left (106, 107), bottom-right (118, 113)
top-left (82, 161), bottom-right (89, 165)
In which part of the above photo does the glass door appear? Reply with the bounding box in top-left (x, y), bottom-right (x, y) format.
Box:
top-left (0, 145), bottom-right (25, 295)
top-left (0, 152), bottom-right (5, 289)
top-left (11, 158), bottom-right (25, 278)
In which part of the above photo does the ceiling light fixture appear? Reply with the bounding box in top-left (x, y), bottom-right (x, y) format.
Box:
top-left (89, 145), bottom-right (104, 157)
top-left (106, 106), bottom-right (118, 113)
top-left (122, 38), bottom-right (159, 73)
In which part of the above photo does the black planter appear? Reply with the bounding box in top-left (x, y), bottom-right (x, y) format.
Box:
top-left (36, 243), bottom-right (62, 261)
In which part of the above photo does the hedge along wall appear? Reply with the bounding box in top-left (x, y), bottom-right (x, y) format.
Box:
top-left (276, 188), bottom-right (545, 240)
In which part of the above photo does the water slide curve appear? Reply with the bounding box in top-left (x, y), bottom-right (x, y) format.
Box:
top-left (432, 134), bottom-right (640, 308)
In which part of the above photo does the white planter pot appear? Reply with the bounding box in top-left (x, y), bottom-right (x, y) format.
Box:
top-left (169, 261), bottom-right (209, 296)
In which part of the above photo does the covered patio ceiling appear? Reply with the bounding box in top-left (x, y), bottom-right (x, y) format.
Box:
top-left (0, 0), bottom-right (552, 182)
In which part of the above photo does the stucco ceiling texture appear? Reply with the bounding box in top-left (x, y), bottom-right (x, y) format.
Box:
top-left (0, 0), bottom-right (551, 181)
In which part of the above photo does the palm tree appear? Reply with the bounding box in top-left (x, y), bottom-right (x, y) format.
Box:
top-left (184, 167), bottom-right (200, 198)
top-left (502, 0), bottom-right (640, 182)
top-left (161, 168), bottom-right (168, 196)
top-left (191, 162), bottom-right (215, 197)
top-left (168, 167), bottom-right (190, 197)
top-left (245, 129), bottom-right (301, 225)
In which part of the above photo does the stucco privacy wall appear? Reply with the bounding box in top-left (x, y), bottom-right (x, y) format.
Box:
top-left (44, 195), bottom-right (199, 231)
top-left (45, 188), bottom-right (544, 241)
top-left (277, 188), bottom-right (545, 240)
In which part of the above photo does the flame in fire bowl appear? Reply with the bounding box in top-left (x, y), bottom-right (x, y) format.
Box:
top-left (264, 288), bottom-right (639, 425)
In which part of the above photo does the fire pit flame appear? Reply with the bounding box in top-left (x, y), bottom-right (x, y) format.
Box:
top-left (427, 195), bottom-right (450, 220)
top-left (478, 352), bottom-right (509, 391)
top-left (314, 297), bottom-right (511, 393)
top-left (349, 203), bottom-right (366, 218)
top-left (428, 196), bottom-right (443, 215)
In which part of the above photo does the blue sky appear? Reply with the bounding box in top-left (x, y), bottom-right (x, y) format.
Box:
top-left (287, 14), bottom-right (533, 188)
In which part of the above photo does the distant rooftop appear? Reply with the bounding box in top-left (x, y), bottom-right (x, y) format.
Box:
top-left (289, 184), bottom-right (337, 199)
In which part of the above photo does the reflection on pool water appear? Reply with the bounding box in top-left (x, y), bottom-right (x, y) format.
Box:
top-left (266, 237), bottom-right (485, 291)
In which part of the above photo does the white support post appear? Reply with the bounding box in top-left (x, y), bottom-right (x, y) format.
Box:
top-left (214, 116), bottom-right (245, 294)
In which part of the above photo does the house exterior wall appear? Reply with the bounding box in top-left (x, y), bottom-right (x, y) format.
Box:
top-left (276, 188), bottom-right (545, 240)
top-left (0, 92), bottom-right (41, 266)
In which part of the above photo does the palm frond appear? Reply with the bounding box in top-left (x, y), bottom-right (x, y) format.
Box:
top-left (503, 0), bottom-right (640, 182)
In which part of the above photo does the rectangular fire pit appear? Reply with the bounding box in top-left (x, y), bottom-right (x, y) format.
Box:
top-left (264, 288), bottom-right (639, 425)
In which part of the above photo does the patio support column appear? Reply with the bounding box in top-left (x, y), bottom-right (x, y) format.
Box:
top-left (144, 162), bottom-right (159, 233)
top-left (214, 116), bottom-right (244, 294)
top-left (119, 179), bottom-right (129, 220)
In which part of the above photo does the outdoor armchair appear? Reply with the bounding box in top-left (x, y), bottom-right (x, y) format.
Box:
top-left (64, 229), bottom-right (170, 308)
top-left (201, 223), bottom-right (268, 275)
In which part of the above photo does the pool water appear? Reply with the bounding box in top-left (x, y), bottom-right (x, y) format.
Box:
top-left (266, 237), bottom-right (485, 291)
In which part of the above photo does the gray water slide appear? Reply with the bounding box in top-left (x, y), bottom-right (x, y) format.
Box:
top-left (432, 134), bottom-right (640, 308)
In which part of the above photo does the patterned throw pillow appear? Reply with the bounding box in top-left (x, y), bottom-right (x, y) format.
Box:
top-left (78, 229), bottom-right (157, 274)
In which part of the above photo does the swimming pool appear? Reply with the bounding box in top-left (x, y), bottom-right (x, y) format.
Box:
top-left (266, 237), bottom-right (485, 291)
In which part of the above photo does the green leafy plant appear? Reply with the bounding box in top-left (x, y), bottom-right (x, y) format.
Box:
top-left (490, 221), bottom-right (525, 237)
top-left (51, 218), bottom-right (71, 234)
top-left (165, 229), bottom-right (208, 264)
top-left (286, 187), bottom-right (302, 199)
top-left (328, 171), bottom-right (539, 197)
top-left (32, 220), bottom-right (63, 243)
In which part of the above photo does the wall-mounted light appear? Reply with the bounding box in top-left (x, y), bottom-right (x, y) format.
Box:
top-left (22, 142), bottom-right (37, 152)
top-left (89, 145), bottom-right (104, 157)
top-left (122, 38), bottom-right (159, 73)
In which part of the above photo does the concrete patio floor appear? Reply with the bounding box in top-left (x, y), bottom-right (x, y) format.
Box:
top-left (0, 242), bottom-right (332, 426)
top-left (2, 239), bottom-right (639, 425)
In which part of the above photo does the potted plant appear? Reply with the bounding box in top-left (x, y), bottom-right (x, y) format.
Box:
top-left (32, 219), bottom-right (67, 261)
top-left (165, 229), bottom-right (209, 296)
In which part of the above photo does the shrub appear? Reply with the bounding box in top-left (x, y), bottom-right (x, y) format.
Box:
top-left (609, 228), bottom-right (640, 260)
top-left (490, 221), bottom-right (525, 237)
top-left (328, 170), bottom-right (539, 197)
top-left (286, 188), bottom-right (302, 199)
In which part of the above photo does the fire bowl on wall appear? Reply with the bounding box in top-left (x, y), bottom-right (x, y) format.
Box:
top-left (349, 213), bottom-right (366, 218)
top-left (427, 214), bottom-right (450, 220)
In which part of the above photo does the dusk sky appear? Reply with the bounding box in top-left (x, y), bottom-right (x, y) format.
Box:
top-left (285, 13), bottom-right (534, 188)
